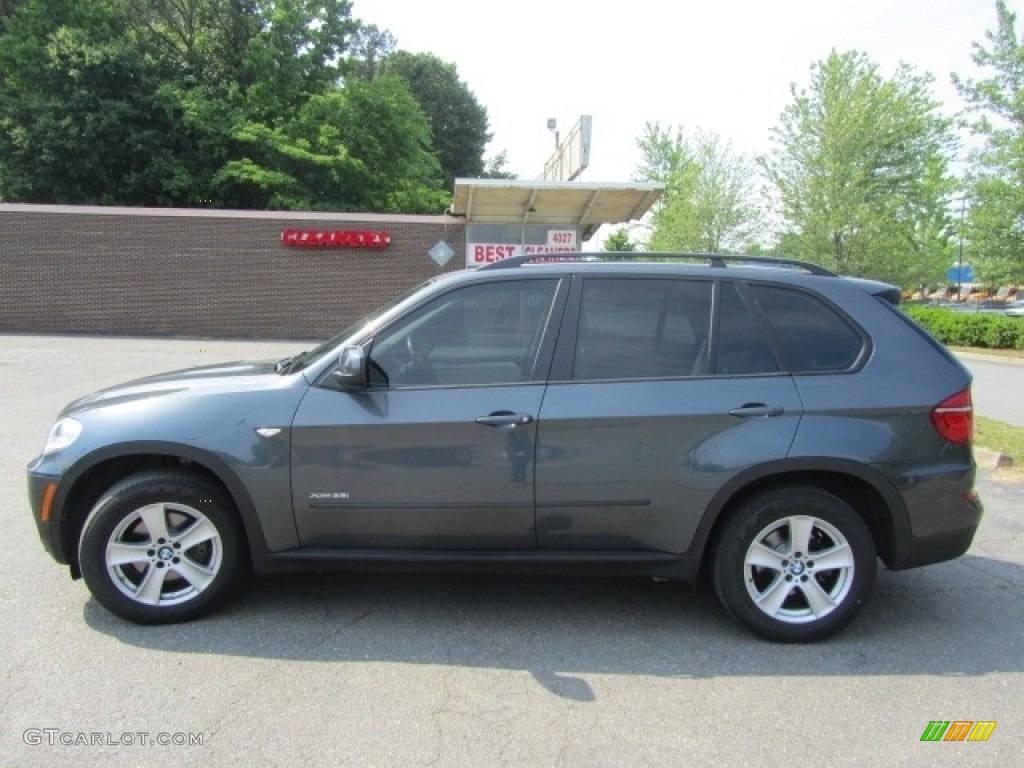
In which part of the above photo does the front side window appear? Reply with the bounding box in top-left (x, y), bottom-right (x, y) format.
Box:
top-left (369, 279), bottom-right (558, 387)
top-left (572, 279), bottom-right (712, 380)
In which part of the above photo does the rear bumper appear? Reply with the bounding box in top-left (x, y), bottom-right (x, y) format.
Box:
top-left (887, 491), bottom-right (983, 570)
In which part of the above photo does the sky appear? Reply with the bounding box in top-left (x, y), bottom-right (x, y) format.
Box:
top-left (351, 0), bottom-right (1018, 183)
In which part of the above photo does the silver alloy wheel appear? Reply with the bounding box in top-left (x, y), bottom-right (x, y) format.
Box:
top-left (743, 514), bottom-right (855, 624)
top-left (105, 502), bottom-right (223, 606)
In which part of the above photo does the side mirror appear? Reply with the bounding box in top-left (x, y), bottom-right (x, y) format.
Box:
top-left (333, 345), bottom-right (368, 389)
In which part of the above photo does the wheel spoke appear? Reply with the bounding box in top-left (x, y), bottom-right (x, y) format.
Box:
top-left (801, 578), bottom-right (837, 617)
top-left (746, 542), bottom-right (787, 571)
top-left (137, 503), bottom-right (171, 543)
top-left (134, 564), bottom-right (169, 605)
top-left (171, 558), bottom-right (216, 593)
top-left (174, 517), bottom-right (220, 551)
top-left (811, 543), bottom-right (854, 572)
top-left (106, 541), bottom-right (150, 567)
top-left (755, 575), bottom-right (795, 617)
top-left (788, 515), bottom-right (816, 555)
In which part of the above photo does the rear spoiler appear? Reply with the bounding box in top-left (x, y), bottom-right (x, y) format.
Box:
top-left (842, 277), bottom-right (902, 306)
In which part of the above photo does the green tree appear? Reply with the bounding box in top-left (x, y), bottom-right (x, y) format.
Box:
top-left (0, 0), bottom-right (452, 211)
top-left (480, 150), bottom-right (516, 179)
top-left (215, 75), bottom-right (445, 212)
top-left (762, 50), bottom-right (956, 286)
top-left (954, 0), bottom-right (1024, 285)
top-left (117, 0), bottom-right (263, 206)
top-left (120, 0), bottom-right (369, 207)
top-left (602, 226), bottom-right (637, 251)
top-left (120, 0), bottom-right (259, 89)
top-left (634, 121), bottom-right (698, 250)
top-left (0, 0), bottom-right (184, 204)
top-left (635, 120), bottom-right (698, 186)
top-left (0, 0), bottom-right (25, 33)
top-left (347, 23), bottom-right (395, 80)
top-left (377, 51), bottom-right (491, 187)
top-left (636, 122), bottom-right (762, 253)
top-left (241, 0), bottom-right (359, 120)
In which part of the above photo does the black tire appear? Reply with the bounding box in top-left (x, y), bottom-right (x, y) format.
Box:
top-left (78, 470), bottom-right (245, 624)
top-left (711, 486), bottom-right (876, 643)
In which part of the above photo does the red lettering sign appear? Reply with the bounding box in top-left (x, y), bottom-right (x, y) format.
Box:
top-left (472, 244), bottom-right (519, 263)
top-left (280, 229), bottom-right (392, 249)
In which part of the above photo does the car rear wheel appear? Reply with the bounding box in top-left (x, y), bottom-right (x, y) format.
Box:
top-left (78, 471), bottom-right (244, 624)
top-left (711, 486), bottom-right (876, 643)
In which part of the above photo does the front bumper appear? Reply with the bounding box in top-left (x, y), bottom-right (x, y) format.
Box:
top-left (27, 468), bottom-right (70, 565)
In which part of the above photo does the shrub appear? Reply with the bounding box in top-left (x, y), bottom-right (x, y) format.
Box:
top-left (903, 305), bottom-right (1024, 350)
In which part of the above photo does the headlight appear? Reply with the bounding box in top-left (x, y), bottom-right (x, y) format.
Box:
top-left (42, 418), bottom-right (83, 456)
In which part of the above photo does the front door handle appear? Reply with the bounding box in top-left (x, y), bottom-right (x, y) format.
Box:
top-left (729, 403), bottom-right (785, 419)
top-left (476, 411), bottom-right (534, 429)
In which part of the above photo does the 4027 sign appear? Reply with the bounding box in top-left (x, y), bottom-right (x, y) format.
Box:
top-left (281, 229), bottom-right (392, 249)
top-left (547, 230), bottom-right (577, 248)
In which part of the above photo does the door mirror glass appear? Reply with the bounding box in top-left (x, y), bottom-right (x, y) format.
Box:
top-left (333, 345), bottom-right (368, 388)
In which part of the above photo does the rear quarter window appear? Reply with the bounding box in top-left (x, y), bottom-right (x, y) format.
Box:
top-left (749, 284), bottom-right (865, 373)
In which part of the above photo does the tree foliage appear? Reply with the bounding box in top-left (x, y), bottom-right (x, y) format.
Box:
top-left (376, 51), bottom-right (491, 187)
top-left (216, 76), bottom-right (445, 212)
top-left (635, 122), bottom-right (763, 253)
top-left (762, 50), bottom-right (957, 286)
top-left (954, 0), bottom-right (1024, 285)
top-left (240, 0), bottom-right (358, 120)
top-left (346, 22), bottom-right (396, 80)
top-left (120, 0), bottom-right (258, 90)
top-left (0, 0), bottom-right (182, 203)
top-left (602, 226), bottom-right (637, 251)
top-left (0, 0), bottom-right (493, 211)
top-left (479, 150), bottom-right (516, 179)
top-left (0, 0), bottom-right (25, 33)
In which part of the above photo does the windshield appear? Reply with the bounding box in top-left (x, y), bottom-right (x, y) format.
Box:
top-left (276, 277), bottom-right (444, 374)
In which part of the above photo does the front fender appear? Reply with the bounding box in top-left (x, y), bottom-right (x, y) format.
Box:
top-left (43, 438), bottom-right (299, 568)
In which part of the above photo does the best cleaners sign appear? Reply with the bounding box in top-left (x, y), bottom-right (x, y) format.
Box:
top-left (467, 230), bottom-right (577, 266)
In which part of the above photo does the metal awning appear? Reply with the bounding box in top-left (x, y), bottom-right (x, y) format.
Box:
top-left (452, 179), bottom-right (663, 240)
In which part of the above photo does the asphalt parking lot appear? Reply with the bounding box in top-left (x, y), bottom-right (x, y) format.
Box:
top-left (2, 334), bottom-right (1021, 767)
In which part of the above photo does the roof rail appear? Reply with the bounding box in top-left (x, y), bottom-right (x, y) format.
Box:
top-left (476, 253), bottom-right (595, 271)
top-left (477, 251), bottom-right (837, 276)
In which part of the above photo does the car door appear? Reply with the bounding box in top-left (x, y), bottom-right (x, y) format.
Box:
top-left (535, 277), bottom-right (803, 553)
top-left (291, 277), bottom-right (564, 550)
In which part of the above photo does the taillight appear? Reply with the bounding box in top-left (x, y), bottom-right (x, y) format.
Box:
top-left (931, 389), bottom-right (973, 444)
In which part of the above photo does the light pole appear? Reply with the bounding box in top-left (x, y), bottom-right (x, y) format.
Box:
top-left (547, 118), bottom-right (559, 150)
top-left (957, 196), bottom-right (966, 301)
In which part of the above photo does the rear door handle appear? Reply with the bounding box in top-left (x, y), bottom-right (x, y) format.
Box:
top-left (729, 404), bottom-right (785, 419)
top-left (476, 412), bottom-right (534, 429)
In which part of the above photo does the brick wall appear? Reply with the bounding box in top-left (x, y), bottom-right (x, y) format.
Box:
top-left (0, 205), bottom-right (466, 339)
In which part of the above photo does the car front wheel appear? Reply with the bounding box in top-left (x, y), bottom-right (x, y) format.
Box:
top-left (711, 486), bottom-right (876, 643)
top-left (78, 471), bottom-right (244, 624)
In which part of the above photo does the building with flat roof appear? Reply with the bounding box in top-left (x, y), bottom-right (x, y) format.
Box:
top-left (0, 179), bottom-right (661, 338)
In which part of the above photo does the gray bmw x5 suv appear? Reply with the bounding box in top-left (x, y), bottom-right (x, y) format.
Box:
top-left (28, 254), bottom-right (982, 642)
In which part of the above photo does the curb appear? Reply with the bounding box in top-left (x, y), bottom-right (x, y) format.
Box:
top-left (976, 447), bottom-right (1014, 469)
top-left (952, 349), bottom-right (1024, 366)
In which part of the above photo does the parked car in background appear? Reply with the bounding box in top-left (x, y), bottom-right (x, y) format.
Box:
top-left (27, 254), bottom-right (983, 642)
top-left (1005, 299), bottom-right (1024, 317)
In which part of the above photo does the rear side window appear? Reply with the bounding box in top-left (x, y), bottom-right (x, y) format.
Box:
top-left (714, 283), bottom-right (781, 375)
top-left (749, 285), bottom-right (864, 373)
